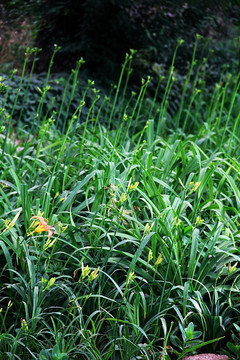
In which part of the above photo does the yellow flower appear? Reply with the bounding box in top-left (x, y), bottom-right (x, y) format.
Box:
top-left (21, 318), bottom-right (28, 333)
top-left (144, 222), bottom-right (154, 236)
top-left (195, 216), bottom-right (204, 226)
top-left (81, 263), bottom-right (91, 279)
top-left (127, 178), bottom-right (139, 193)
top-left (88, 267), bottom-right (99, 282)
top-left (155, 254), bottom-right (163, 266)
top-left (189, 181), bottom-right (201, 194)
top-left (42, 277), bottom-right (56, 291)
top-left (30, 216), bottom-right (56, 239)
top-left (227, 262), bottom-right (238, 274)
top-left (147, 249), bottom-right (153, 264)
top-left (2, 210), bottom-right (21, 233)
top-left (119, 193), bottom-right (127, 203)
top-left (126, 271), bottom-right (135, 286)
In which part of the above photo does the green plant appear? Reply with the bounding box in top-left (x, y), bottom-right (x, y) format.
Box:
top-left (171, 321), bottom-right (225, 359)
top-left (224, 323), bottom-right (240, 359)
top-left (0, 40), bottom-right (239, 360)
top-left (39, 344), bottom-right (69, 360)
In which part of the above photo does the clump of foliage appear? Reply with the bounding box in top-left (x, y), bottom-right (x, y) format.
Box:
top-left (0, 40), bottom-right (239, 359)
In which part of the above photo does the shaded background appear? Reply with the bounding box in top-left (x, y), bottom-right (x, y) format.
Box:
top-left (0, 0), bottom-right (239, 130)
top-left (1, 0), bottom-right (239, 83)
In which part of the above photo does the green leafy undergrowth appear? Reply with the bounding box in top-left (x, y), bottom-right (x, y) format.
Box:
top-left (0, 41), bottom-right (239, 359)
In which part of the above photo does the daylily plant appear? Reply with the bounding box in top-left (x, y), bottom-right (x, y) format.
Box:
top-left (30, 216), bottom-right (56, 239)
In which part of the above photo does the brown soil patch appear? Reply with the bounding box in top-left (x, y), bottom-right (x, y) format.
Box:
top-left (183, 354), bottom-right (229, 360)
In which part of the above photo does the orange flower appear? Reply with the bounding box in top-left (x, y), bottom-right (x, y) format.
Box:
top-left (30, 216), bottom-right (56, 239)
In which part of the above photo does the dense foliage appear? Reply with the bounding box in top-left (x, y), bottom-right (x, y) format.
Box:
top-left (0, 41), bottom-right (240, 359)
top-left (3, 0), bottom-right (240, 81)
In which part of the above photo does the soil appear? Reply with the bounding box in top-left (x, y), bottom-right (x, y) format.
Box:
top-left (183, 354), bottom-right (230, 360)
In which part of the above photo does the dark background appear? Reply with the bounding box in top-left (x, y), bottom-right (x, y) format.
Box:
top-left (1, 0), bottom-right (239, 84)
